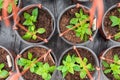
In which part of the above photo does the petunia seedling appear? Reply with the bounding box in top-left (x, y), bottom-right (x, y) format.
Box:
top-left (57, 54), bottom-right (95, 79)
top-left (109, 9), bottom-right (120, 40)
top-left (66, 9), bottom-right (92, 41)
top-left (17, 52), bottom-right (56, 80)
top-left (22, 8), bottom-right (46, 40)
top-left (102, 54), bottom-right (120, 79)
top-left (0, 63), bottom-right (9, 79)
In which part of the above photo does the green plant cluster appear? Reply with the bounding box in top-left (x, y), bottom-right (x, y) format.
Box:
top-left (102, 54), bottom-right (120, 79)
top-left (109, 9), bottom-right (120, 40)
top-left (66, 9), bottom-right (92, 41)
top-left (22, 8), bottom-right (46, 40)
top-left (0, 63), bottom-right (9, 79)
top-left (17, 52), bottom-right (56, 80)
top-left (0, 0), bottom-right (18, 14)
top-left (57, 54), bottom-right (95, 79)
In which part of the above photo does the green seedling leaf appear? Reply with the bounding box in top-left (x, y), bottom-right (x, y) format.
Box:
top-left (0, 70), bottom-right (9, 78)
top-left (75, 13), bottom-right (80, 18)
top-left (24, 12), bottom-right (31, 19)
top-left (66, 25), bottom-right (73, 29)
top-left (118, 9), bottom-right (120, 13)
top-left (32, 35), bottom-right (37, 40)
top-left (7, 4), bottom-right (12, 14)
top-left (32, 8), bottom-right (38, 22)
top-left (0, 63), bottom-right (9, 79)
top-left (28, 52), bottom-right (33, 60)
top-left (109, 16), bottom-right (120, 27)
top-left (102, 61), bottom-right (109, 68)
top-left (37, 28), bottom-right (46, 34)
top-left (80, 70), bottom-right (87, 79)
top-left (114, 54), bottom-right (119, 62)
top-left (0, 0), bottom-right (3, 9)
top-left (104, 69), bottom-right (111, 74)
top-left (22, 32), bottom-right (32, 40)
top-left (70, 18), bottom-right (78, 25)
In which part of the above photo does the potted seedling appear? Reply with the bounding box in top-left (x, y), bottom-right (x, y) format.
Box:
top-left (57, 46), bottom-right (99, 80)
top-left (0, 0), bottom-right (21, 20)
top-left (0, 46), bottom-right (14, 80)
top-left (102, 3), bottom-right (120, 43)
top-left (14, 4), bottom-right (55, 45)
top-left (8, 45), bottom-right (57, 80)
top-left (100, 45), bottom-right (120, 80)
top-left (57, 4), bottom-right (97, 45)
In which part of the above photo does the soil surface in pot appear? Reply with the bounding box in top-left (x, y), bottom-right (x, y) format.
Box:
top-left (104, 7), bottom-right (120, 41)
top-left (61, 48), bottom-right (96, 80)
top-left (102, 47), bottom-right (120, 80)
top-left (18, 47), bottom-right (55, 80)
top-left (0, 48), bottom-right (12, 80)
top-left (18, 7), bottom-right (53, 43)
top-left (59, 7), bottom-right (94, 44)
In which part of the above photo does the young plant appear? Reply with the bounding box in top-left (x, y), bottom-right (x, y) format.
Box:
top-left (0, 63), bottom-right (9, 79)
top-left (109, 9), bottom-right (120, 40)
top-left (75, 57), bottom-right (95, 79)
top-left (17, 52), bottom-right (56, 80)
top-left (57, 54), bottom-right (95, 79)
top-left (102, 54), bottom-right (120, 79)
top-left (66, 9), bottom-right (92, 41)
top-left (33, 62), bottom-right (56, 80)
top-left (0, 0), bottom-right (18, 14)
top-left (22, 8), bottom-right (46, 40)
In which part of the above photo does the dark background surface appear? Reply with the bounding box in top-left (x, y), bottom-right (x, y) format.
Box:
top-left (0, 0), bottom-right (120, 80)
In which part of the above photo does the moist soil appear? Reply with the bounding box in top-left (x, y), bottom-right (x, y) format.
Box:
top-left (0, 48), bottom-right (12, 80)
top-left (18, 47), bottom-right (55, 80)
top-left (59, 7), bottom-right (93, 44)
top-left (61, 48), bottom-right (96, 80)
top-left (18, 7), bottom-right (53, 43)
top-left (104, 7), bottom-right (120, 41)
top-left (102, 47), bottom-right (120, 80)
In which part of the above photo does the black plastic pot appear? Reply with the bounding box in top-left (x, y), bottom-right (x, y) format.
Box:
top-left (57, 4), bottom-right (98, 46)
top-left (14, 4), bottom-right (55, 45)
top-left (102, 3), bottom-right (120, 44)
top-left (0, 45), bottom-right (14, 80)
top-left (58, 46), bottom-right (99, 80)
top-left (17, 45), bottom-right (57, 80)
top-left (100, 45), bottom-right (120, 80)
top-left (1, 0), bottom-right (21, 20)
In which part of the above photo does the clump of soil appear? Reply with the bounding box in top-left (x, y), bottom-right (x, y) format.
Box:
top-left (18, 7), bottom-right (53, 43)
top-left (18, 47), bottom-right (55, 80)
top-left (102, 47), bottom-right (120, 80)
top-left (0, 48), bottom-right (12, 80)
top-left (59, 7), bottom-right (94, 44)
top-left (104, 7), bottom-right (120, 41)
top-left (61, 48), bottom-right (96, 80)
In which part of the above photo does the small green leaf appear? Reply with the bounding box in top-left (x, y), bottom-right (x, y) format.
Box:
top-left (28, 52), bottom-right (32, 60)
top-left (114, 54), bottom-right (119, 62)
top-left (69, 67), bottom-right (74, 74)
top-left (104, 69), bottom-right (111, 74)
top-left (0, 70), bottom-right (9, 78)
top-left (66, 25), bottom-right (73, 29)
top-left (24, 12), bottom-right (31, 19)
top-left (32, 8), bottom-right (38, 21)
top-left (0, 63), bottom-right (4, 70)
top-left (114, 32), bottom-right (120, 40)
top-left (80, 70), bottom-right (87, 79)
top-left (66, 55), bottom-right (71, 62)
top-left (114, 74), bottom-right (120, 79)
top-left (23, 20), bottom-right (33, 26)
top-left (7, 4), bottom-right (12, 14)
top-left (32, 35), bottom-right (37, 40)
top-left (22, 32), bottom-right (32, 40)
top-left (73, 65), bottom-right (80, 71)
top-left (62, 71), bottom-right (67, 78)
top-left (70, 18), bottom-right (78, 25)
top-left (37, 28), bottom-right (46, 34)
top-left (30, 66), bottom-right (35, 73)
top-left (28, 25), bottom-right (35, 32)
top-left (57, 66), bottom-right (63, 71)
top-left (109, 16), bottom-right (120, 27)
top-left (102, 61), bottom-right (109, 68)
top-left (75, 13), bottom-right (80, 18)
top-left (118, 9), bottom-right (120, 13)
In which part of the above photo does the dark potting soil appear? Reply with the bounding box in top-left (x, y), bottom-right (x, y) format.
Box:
top-left (59, 7), bottom-right (92, 44)
top-left (0, 48), bottom-right (12, 80)
top-left (102, 47), bottom-right (120, 80)
top-left (61, 48), bottom-right (96, 80)
top-left (18, 47), bottom-right (55, 80)
top-left (104, 7), bottom-right (120, 41)
top-left (18, 7), bottom-right (53, 43)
